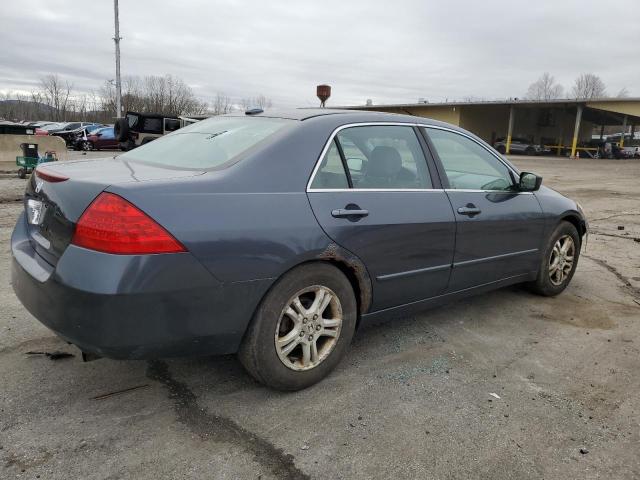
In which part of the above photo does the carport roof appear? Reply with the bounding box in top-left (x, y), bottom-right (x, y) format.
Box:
top-left (342, 98), bottom-right (640, 125)
top-left (342, 97), bottom-right (640, 109)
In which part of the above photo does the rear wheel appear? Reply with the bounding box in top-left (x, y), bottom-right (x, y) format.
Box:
top-left (528, 221), bottom-right (580, 296)
top-left (238, 263), bottom-right (357, 390)
top-left (525, 146), bottom-right (535, 156)
top-left (496, 145), bottom-right (506, 154)
top-left (18, 168), bottom-right (26, 179)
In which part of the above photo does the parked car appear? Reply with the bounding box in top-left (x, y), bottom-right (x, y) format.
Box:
top-left (114, 111), bottom-right (181, 150)
top-left (494, 137), bottom-right (542, 155)
top-left (85, 126), bottom-right (119, 150)
top-left (621, 146), bottom-right (640, 158)
top-left (46, 122), bottom-right (97, 135)
top-left (11, 109), bottom-right (587, 390)
top-left (35, 122), bottom-right (64, 136)
top-left (52, 124), bottom-right (103, 149)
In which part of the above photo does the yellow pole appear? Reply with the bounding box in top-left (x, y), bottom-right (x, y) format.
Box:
top-left (620, 115), bottom-right (627, 148)
top-left (506, 105), bottom-right (514, 154)
top-left (570, 105), bottom-right (583, 159)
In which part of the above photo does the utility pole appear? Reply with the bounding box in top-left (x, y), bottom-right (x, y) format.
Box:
top-left (113, 0), bottom-right (122, 118)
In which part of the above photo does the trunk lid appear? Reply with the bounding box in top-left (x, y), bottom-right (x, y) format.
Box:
top-left (24, 157), bottom-right (203, 265)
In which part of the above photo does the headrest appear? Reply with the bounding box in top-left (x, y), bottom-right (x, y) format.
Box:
top-left (368, 146), bottom-right (402, 177)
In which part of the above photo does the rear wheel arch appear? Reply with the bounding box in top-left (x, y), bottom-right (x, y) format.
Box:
top-left (250, 253), bottom-right (372, 330)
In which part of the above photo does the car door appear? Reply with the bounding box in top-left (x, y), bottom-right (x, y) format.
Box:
top-left (422, 126), bottom-right (545, 292)
top-left (307, 124), bottom-right (456, 311)
top-left (102, 128), bottom-right (119, 148)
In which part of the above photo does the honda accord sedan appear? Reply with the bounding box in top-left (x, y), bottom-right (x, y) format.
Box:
top-left (11, 109), bottom-right (587, 390)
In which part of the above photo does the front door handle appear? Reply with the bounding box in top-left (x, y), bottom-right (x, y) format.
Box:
top-left (457, 205), bottom-right (481, 216)
top-left (332, 208), bottom-right (369, 218)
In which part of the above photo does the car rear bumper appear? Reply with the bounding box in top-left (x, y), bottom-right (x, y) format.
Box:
top-left (11, 212), bottom-right (271, 359)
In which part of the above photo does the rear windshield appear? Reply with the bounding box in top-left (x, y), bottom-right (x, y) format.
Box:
top-left (119, 117), bottom-right (293, 169)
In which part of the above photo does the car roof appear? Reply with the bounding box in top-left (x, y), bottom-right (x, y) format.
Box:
top-left (222, 108), bottom-right (454, 127)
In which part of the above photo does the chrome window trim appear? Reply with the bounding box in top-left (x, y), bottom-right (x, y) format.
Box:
top-left (306, 122), bottom-right (437, 192)
top-left (419, 124), bottom-right (521, 179)
top-left (308, 188), bottom-right (444, 193)
top-left (306, 121), bottom-right (529, 194)
top-left (444, 188), bottom-right (533, 195)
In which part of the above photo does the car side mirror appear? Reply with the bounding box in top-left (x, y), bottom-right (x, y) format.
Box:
top-left (518, 172), bottom-right (542, 191)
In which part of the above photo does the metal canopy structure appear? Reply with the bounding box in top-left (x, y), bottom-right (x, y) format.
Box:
top-left (345, 98), bottom-right (640, 157)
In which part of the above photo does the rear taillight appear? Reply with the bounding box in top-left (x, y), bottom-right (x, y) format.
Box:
top-left (72, 192), bottom-right (186, 255)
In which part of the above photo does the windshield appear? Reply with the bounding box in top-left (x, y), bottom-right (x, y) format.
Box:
top-left (119, 116), bottom-right (294, 169)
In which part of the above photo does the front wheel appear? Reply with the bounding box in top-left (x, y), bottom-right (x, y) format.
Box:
top-left (528, 221), bottom-right (580, 296)
top-left (238, 263), bottom-right (357, 390)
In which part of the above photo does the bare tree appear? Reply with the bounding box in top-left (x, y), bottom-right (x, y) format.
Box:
top-left (571, 73), bottom-right (606, 99)
top-left (241, 94), bottom-right (273, 109)
top-left (616, 86), bottom-right (630, 98)
top-left (40, 74), bottom-right (73, 121)
top-left (211, 93), bottom-right (232, 115)
top-left (100, 75), bottom-right (207, 116)
top-left (525, 73), bottom-right (564, 100)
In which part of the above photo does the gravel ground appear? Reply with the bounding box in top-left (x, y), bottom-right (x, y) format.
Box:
top-left (1, 155), bottom-right (639, 479)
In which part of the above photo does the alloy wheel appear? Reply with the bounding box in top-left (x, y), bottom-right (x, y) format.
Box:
top-left (549, 235), bottom-right (575, 286)
top-left (275, 285), bottom-right (343, 371)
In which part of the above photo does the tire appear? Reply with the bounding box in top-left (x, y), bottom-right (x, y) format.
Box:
top-left (528, 221), bottom-right (580, 296)
top-left (525, 146), bottom-right (535, 156)
top-left (114, 118), bottom-right (129, 142)
top-left (82, 141), bottom-right (93, 151)
top-left (238, 263), bottom-right (357, 391)
top-left (18, 168), bottom-right (26, 179)
top-left (496, 145), bottom-right (506, 154)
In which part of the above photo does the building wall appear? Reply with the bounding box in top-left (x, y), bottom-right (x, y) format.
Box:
top-left (458, 105), bottom-right (510, 143)
top-left (437, 105), bottom-right (593, 146)
top-left (367, 104), bottom-right (602, 147)
top-left (381, 105), bottom-right (461, 125)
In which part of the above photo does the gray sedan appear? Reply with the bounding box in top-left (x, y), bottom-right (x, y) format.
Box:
top-left (11, 109), bottom-right (587, 390)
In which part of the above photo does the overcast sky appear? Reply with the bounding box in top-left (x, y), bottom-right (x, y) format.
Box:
top-left (1, 0), bottom-right (639, 107)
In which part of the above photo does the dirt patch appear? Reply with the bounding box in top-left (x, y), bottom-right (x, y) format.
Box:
top-left (528, 294), bottom-right (617, 330)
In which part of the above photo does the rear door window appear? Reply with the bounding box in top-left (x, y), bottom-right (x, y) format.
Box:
top-left (309, 140), bottom-right (349, 189)
top-left (336, 125), bottom-right (432, 189)
top-left (164, 118), bottom-right (181, 132)
top-left (142, 117), bottom-right (163, 133)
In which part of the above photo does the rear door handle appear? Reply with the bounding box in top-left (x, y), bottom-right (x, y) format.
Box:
top-left (331, 209), bottom-right (369, 218)
top-left (457, 206), bottom-right (481, 216)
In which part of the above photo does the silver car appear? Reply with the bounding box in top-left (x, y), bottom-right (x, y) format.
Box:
top-left (494, 137), bottom-right (542, 156)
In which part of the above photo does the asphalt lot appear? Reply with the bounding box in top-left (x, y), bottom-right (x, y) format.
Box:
top-left (1, 154), bottom-right (639, 479)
